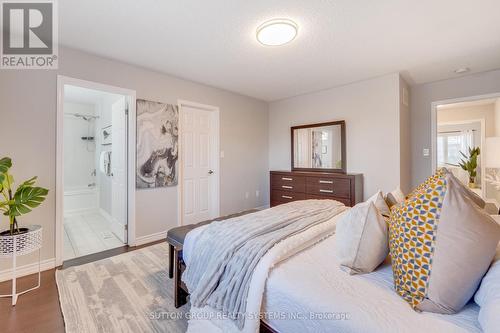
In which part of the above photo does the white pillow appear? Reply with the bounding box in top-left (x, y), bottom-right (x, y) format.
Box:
top-left (336, 201), bottom-right (388, 274)
top-left (367, 190), bottom-right (390, 217)
top-left (474, 243), bottom-right (500, 333)
top-left (385, 186), bottom-right (405, 208)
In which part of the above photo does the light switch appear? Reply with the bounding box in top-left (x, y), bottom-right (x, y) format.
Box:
top-left (220, 151), bottom-right (225, 158)
top-left (422, 148), bottom-right (430, 157)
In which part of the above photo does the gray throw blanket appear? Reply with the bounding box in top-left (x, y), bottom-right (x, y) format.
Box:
top-left (182, 199), bottom-right (346, 329)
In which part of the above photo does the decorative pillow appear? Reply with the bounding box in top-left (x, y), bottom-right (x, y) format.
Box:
top-left (367, 190), bottom-right (391, 217)
top-left (336, 201), bottom-right (388, 275)
top-left (444, 169), bottom-right (486, 209)
top-left (406, 168), bottom-right (447, 199)
top-left (474, 243), bottom-right (500, 333)
top-left (385, 187), bottom-right (406, 208)
top-left (408, 168), bottom-right (485, 209)
top-left (388, 169), bottom-right (500, 314)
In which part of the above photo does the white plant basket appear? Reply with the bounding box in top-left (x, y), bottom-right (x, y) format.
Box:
top-left (0, 225), bottom-right (42, 306)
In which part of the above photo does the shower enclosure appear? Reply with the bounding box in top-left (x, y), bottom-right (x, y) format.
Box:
top-left (63, 106), bottom-right (99, 214)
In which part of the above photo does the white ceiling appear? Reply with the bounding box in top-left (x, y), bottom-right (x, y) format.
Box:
top-left (60, 0), bottom-right (500, 101)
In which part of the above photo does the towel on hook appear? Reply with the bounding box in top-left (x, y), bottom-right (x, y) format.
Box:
top-left (105, 151), bottom-right (112, 176)
top-left (99, 151), bottom-right (107, 173)
top-left (99, 151), bottom-right (112, 176)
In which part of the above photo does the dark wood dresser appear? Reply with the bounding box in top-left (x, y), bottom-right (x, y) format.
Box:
top-left (270, 171), bottom-right (363, 207)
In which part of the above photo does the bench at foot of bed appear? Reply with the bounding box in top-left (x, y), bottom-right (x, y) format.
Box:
top-left (165, 209), bottom-right (279, 333)
top-left (166, 209), bottom-right (258, 308)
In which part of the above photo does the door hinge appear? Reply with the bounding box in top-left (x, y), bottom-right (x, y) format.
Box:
top-left (125, 224), bottom-right (128, 231)
top-left (125, 107), bottom-right (129, 115)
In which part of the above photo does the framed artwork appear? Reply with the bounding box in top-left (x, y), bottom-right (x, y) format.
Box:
top-left (136, 99), bottom-right (179, 189)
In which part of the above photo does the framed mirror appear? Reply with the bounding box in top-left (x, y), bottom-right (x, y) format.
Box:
top-left (291, 120), bottom-right (346, 173)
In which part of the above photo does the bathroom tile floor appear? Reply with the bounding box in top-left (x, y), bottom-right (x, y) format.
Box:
top-left (63, 211), bottom-right (124, 261)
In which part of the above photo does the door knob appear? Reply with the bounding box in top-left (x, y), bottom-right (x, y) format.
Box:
top-left (208, 170), bottom-right (214, 175)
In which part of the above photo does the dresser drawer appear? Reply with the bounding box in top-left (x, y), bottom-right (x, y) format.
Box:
top-left (305, 194), bottom-right (352, 206)
top-left (305, 177), bottom-right (351, 198)
top-left (271, 189), bottom-right (306, 204)
top-left (271, 174), bottom-right (306, 193)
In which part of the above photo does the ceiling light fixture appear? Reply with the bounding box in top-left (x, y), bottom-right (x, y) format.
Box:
top-left (454, 67), bottom-right (470, 74)
top-left (256, 19), bottom-right (298, 46)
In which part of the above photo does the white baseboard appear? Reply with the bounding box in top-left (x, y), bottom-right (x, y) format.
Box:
top-left (254, 204), bottom-right (270, 210)
top-left (134, 230), bottom-right (167, 246)
top-left (0, 258), bottom-right (56, 283)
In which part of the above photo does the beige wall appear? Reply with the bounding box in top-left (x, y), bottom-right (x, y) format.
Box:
top-left (410, 69), bottom-right (500, 188)
top-left (437, 103), bottom-right (496, 137)
top-left (268, 73), bottom-right (405, 198)
top-left (0, 47), bottom-right (269, 269)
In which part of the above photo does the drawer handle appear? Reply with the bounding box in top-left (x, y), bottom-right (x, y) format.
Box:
top-left (319, 180), bottom-right (333, 184)
top-left (281, 177), bottom-right (293, 181)
top-left (319, 189), bottom-right (334, 193)
top-left (282, 195), bottom-right (293, 199)
top-left (281, 185), bottom-right (293, 189)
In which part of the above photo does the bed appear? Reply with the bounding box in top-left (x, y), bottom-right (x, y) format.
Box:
top-left (261, 230), bottom-right (481, 333)
top-left (180, 206), bottom-right (481, 333)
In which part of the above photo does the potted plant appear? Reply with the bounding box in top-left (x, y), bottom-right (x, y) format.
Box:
top-left (454, 147), bottom-right (481, 188)
top-left (0, 157), bottom-right (48, 236)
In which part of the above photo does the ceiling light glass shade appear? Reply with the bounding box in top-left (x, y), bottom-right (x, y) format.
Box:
top-left (256, 19), bottom-right (298, 46)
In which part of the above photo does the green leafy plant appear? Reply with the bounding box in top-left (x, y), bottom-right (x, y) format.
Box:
top-left (453, 147), bottom-right (480, 185)
top-left (0, 157), bottom-right (49, 235)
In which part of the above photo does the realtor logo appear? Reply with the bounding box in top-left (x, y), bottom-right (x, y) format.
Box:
top-left (1, 0), bottom-right (58, 69)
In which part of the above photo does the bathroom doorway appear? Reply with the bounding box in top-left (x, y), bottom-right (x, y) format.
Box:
top-left (56, 76), bottom-right (136, 264)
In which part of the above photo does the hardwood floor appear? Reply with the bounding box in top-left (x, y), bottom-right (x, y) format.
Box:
top-left (0, 269), bottom-right (65, 333)
top-left (0, 240), bottom-right (165, 333)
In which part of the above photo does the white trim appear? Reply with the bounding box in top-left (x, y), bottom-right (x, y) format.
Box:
top-left (134, 231), bottom-right (168, 246)
top-left (254, 204), bottom-right (270, 211)
top-left (126, 93), bottom-right (137, 246)
top-left (177, 100), bottom-right (221, 226)
top-left (431, 92), bottom-right (500, 195)
top-left (0, 258), bottom-right (55, 283)
top-left (56, 75), bottom-right (137, 266)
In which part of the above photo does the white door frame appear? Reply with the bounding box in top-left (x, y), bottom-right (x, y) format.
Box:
top-left (56, 75), bottom-right (137, 266)
top-left (177, 100), bottom-right (220, 226)
top-left (431, 92), bottom-right (500, 193)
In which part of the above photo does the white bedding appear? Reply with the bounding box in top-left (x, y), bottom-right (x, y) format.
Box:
top-left (262, 234), bottom-right (481, 333)
top-left (183, 209), bottom-right (481, 333)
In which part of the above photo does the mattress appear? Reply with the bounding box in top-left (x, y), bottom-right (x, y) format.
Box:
top-left (262, 234), bottom-right (481, 333)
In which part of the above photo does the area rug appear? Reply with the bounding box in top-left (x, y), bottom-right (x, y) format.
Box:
top-left (56, 243), bottom-right (189, 333)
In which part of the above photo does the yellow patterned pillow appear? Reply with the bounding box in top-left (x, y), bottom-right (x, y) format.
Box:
top-left (388, 170), bottom-right (446, 309)
top-left (406, 167), bottom-right (447, 200)
top-left (388, 169), bottom-right (500, 313)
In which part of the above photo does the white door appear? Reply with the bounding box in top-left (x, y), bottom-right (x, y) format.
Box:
top-left (111, 97), bottom-right (128, 242)
top-left (181, 105), bottom-right (219, 225)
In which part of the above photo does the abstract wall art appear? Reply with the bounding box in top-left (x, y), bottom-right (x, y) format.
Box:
top-left (136, 99), bottom-right (179, 189)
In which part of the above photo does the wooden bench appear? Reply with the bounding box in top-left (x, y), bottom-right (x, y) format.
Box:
top-left (166, 210), bottom-right (258, 308)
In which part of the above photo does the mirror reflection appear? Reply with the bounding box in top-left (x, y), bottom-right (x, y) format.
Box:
top-left (293, 124), bottom-right (343, 169)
